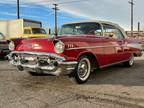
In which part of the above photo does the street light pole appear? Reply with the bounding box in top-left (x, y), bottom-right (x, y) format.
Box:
top-left (52, 4), bottom-right (59, 36)
top-left (17, 0), bottom-right (20, 19)
top-left (129, 0), bottom-right (134, 37)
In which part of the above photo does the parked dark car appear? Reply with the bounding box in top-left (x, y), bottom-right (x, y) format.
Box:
top-left (0, 32), bottom-right (9, 57)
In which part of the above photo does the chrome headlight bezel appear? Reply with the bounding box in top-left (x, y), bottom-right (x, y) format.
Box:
top-left (9, 41), bottom-right (15, 51)
top-left (54, 41), bottom-right (65, 54)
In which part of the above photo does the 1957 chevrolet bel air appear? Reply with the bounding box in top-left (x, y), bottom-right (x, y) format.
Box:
top-left (8, 21), bottom-right (143, 84)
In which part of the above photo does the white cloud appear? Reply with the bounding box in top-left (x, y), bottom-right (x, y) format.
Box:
top-left (0, 12), bottom-right (54, 19)
top-left (1, 0), bottom-right (144, 30)
top-left (0, 12), bottom-right (16, 16)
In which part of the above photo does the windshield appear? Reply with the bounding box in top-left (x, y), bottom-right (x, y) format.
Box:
top-left (60, 22), bottom-right (102, 36)
top-left (32, 28), bottom-right (47, 34)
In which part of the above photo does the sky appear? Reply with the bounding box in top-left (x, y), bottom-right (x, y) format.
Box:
top-left (0, 0), bottom-right (144, 31)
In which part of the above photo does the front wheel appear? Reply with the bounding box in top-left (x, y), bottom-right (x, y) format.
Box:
top-left (123, 54), bottom-right (134, 67)
top-left (74, 56), bottom-right (92, 84)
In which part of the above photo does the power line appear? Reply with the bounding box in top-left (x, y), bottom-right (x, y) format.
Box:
top-left (51, 0), bottom-right (89, 36)
top-left (5, 0), bottom-right (89, 10)
top-left (21, 0), bottom-right (60, 4)
top-left (21, 0), bottom-right (89, 5)
top-left (58, 0), bottom-right (88, 5)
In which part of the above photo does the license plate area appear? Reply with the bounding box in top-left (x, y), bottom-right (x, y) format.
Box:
top-left (24, 56), bottom-right (36, 61)
top-left (21, 54), bottom-right (37, 61)
top-left (19, 54), bottom-right (38, 65)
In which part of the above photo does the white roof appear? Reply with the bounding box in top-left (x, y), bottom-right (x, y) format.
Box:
top-left (64, 20), bottom-right (120, 28)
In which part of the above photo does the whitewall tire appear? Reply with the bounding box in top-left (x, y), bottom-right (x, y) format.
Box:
top-left (74, 56), bottom-right (91, 84)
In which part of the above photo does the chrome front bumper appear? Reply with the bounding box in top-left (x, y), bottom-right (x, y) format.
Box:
top-left (8, 51), bottom-right (77, 76)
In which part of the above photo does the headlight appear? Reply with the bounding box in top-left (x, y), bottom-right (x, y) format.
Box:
top-left (54, 41), bottom-right (65, 54)
top-left (9, 41), bottom-right (15, 51)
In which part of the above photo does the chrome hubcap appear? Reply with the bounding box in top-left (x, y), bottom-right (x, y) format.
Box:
top-left (78, 61), bottom-right (88, 78)
top-left (129, 55), bottom-right (134, 66)
top-left (77, 58), bottom-right (91, 81)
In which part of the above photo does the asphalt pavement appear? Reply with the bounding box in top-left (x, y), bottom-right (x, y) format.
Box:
top-left (0, 56), bottom-right (144, 108)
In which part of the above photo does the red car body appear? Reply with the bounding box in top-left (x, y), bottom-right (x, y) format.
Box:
top-left (8, 21), bottom-right (143, 83)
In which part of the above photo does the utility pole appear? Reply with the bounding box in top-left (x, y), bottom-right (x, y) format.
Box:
top-left (138, 22), bottom-right (140, 37)
top-left (138, 22), bottom-right (140, 32)
top-left (17, 0), bottom-right (20, 19)
top-left (128, 0), bottom-right (134, 37)
top-left (52, 4), bottom-right (59, 36)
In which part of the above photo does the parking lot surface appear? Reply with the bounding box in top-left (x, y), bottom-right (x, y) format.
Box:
top-left (0, 56), bottom-right (144, 108)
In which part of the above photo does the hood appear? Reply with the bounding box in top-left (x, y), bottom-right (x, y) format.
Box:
top-left (16, 38), bottom-right (55, 53)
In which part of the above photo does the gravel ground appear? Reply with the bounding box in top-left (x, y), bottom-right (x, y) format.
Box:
top-left (0, 55), bottom-right (144, 108)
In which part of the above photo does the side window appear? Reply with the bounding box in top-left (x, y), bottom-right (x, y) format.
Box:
top-left (24, 29), bottom-right (31, 34)
top-left (76, 23), bottom-right (102, 36)
top-left (103, 24), bottom-right (124, 39)
top-left (95, 26), bottom-right (102, 36)
top-left (60, 23), bottom-right (102, 36)
top-left (115, 29), bottom-right (125, 39)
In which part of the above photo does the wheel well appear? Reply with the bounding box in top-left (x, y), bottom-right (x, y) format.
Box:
top-left (133, 53), bottom-right (137, 57)
top-left (78, 53), bottom-right (99, 70)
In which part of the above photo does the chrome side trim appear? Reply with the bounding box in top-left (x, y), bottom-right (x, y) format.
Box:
top-left (66, 45), bottom-right (124, 50)
top-left (9, 51), bottom-right (65, 61)
top-left (100, 59), bottom-right (130, 68)
top-left (66, 44), bottom-right (143, 51)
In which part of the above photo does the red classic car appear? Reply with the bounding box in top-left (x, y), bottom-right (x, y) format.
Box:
top-left (8, 21), bottom-right (143, 84)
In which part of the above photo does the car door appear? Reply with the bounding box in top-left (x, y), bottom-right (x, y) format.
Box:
top-left (102, 24), bottom-right (124, 65)
top-left (114, 28), bottom-right (132, 61)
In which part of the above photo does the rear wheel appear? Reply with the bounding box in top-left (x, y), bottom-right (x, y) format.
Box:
top-left (73, 56), bottom-right (92, 84)
top-left (123, 54), bottom-right (134, 67)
